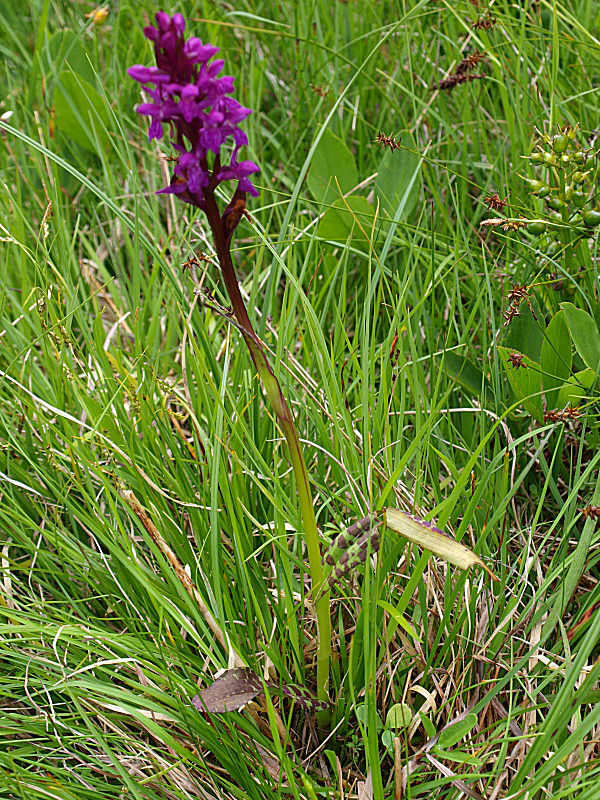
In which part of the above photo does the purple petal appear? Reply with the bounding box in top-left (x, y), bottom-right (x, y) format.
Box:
top-left (177, 152), bottom-right (198, 169)
top-left (148, 118), bottom-right (164, 140)
top-left (155, 11), bottom-right (171, 31)
top-left (187, 167), bottom-right (209, 193)
top-left (200, 127), bottom-right (228, 154)
top-left (160, 31), bottom-right (176, 53)
top-left (136, 102), bottom-right (161, 116)
top-left (180, 84), bottom-right (198, 99)
top-left (215, 76), bottom-right (235, 94)
top-left (205, 109), bottom-right (225, 125)
top-left (238, 177), bottom-right (259, 197)
top-left (172, 13), bottom-right (186, 33)
top-left (233, 128), bottom-right (248, 147)
top-left (143, 25), bottom-right (160, 42)
top-left (157, 181), bottom-right (187, 195)
top-left (208, 59), bottom-right (225, 77)
top-left (128, 65), bottom-right (170, 84)
top-left (216, 97), bottom-right (251, 124)
top-left (231, 160), bottom-right (260, 177)
top-left (185, 39), bottom-right (219, 64)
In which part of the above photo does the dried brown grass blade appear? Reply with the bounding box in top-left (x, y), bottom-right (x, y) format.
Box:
top-left (122, 489), bottom-right (244, 666)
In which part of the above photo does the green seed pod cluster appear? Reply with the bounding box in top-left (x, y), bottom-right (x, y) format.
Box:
top-left (522, 122), bottom-right (598, 254)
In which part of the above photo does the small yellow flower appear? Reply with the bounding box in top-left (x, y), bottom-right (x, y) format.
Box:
top-left (86, 6), bottom-right (109, 26)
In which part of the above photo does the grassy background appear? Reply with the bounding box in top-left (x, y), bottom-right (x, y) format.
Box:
top-left (1, 0), bottom-right (599, 797)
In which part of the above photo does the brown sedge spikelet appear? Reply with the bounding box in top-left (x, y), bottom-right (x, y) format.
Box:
top-left (436, 73), bottom-right (485, 92)
top-left (375, 130), bottom-right (402, 151)
top-left (456, 50), bottom-right (487, 74)
top-left (484, 192), bottom-right (509, 211)
top-left (581, 505), bottom-right (600, 521)
top-left (544, 405), bottom-right (582, 423)
top-left (471, 13), bottom-right (496, 30)
top-left (502, 282), bottom-right (536, 326)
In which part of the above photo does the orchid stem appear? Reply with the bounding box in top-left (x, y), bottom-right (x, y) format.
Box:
top-left (205, 197), bottom-right (331, 718)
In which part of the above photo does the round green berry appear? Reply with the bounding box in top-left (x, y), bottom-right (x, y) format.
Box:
top-left (583, 210), bottom-right (600, 227)
top-left (528, 221), bottom-right (547, 235)
top-left (552, 134), bottom-right (568, 153)
top-left (525, 178), bottom-right (545, 192)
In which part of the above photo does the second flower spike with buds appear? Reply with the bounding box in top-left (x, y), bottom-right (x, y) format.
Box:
top-left (323, 513), bottom-right (382, 588)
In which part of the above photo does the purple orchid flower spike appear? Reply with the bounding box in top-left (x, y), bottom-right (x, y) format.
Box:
top-left (128, 10), bottom-right (259, 223)
top-left (130, 13), bottom-right (332, 719)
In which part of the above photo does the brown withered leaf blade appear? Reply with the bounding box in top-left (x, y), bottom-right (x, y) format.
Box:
top-left (357, 771), bottom-right (373, 800)
top-left (193, 669), bottom-right (329, 715)
top-left (385, 508), bottom-right (497, 581)
top-left (193, 668), bottom-right (263, 713)
top-left (256, 744), bottom-right (281, 780)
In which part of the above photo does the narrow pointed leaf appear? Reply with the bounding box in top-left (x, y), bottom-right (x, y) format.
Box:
top-left (378, 599), bottom-right (421, 642)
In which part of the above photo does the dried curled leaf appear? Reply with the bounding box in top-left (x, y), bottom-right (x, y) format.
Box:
top-left (193, 668), bottom-right (328, 715)
top-left (385, 509), bottom-right (497, 581)
top-left (193, 668), bottom-right (263, 713)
